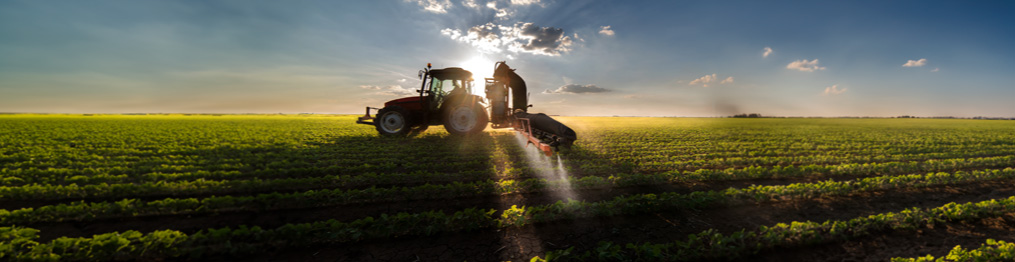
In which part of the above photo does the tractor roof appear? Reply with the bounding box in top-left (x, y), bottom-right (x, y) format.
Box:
top-left (429, 67), bottom-right (472, 80)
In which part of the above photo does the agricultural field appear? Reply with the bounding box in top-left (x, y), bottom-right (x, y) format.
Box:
top-left (2, 114), bottom-right (1015, 261)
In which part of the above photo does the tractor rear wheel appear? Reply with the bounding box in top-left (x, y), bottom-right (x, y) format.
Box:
top-left (375, 106), bottom-right (411, 136)
top-left (443, 103), bottom-right (488, 135)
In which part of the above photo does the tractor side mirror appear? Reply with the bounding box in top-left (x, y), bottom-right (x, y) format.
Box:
top-left (528, 104), bottom-right (533, 108)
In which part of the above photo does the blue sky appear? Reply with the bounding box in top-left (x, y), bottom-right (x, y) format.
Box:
top-left (1, 1), bottom-right (1012, 117)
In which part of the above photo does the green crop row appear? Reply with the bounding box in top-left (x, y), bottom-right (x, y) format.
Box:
top-left (531, 197), bottom-right (1015, 261)
top-left (2, 152), bottom-right (1011, 205)
top-left (590, 150), bottom-right (1015, 175)
top-left (0, 157), bottom-right (495, 186)
top-left (4, 166), bottom-right (1013, 240)
top-left (891, 239), bottom-right (1015, 261)
top-left (5, 147), bottom-right (1011, 188)
top-left (6, 144), bottom-right (1010, 187)
top-left (0, 208), bottom-right (497, 261)
top-left (6, 193), bottom-right (1015, 261)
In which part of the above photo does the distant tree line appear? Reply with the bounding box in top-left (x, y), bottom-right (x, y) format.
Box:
top-left (724, 114), bottom-right (1014, 120)
top-left (730, 113), bottom-right (763, 118)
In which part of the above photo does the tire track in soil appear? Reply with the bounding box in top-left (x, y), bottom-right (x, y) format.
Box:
top-left (229, 179), bottom-right (1015, 261)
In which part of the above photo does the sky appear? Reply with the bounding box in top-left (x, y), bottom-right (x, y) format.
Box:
top-left (1, 1), bottom-right (1013, 117)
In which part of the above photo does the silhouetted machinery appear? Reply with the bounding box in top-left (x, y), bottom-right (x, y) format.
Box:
top-left (357, 62), bottom-right (576, 156)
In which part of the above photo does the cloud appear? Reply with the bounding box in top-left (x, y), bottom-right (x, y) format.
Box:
top-left (462, 0), bottom-right (479, 8)
top-left (823, 85), bottom-right (847, 95)
top-left (543, 84), bottom-right (610, 94)
top-left (903, 58), bottom-right (927, 67)
top-left (689, 74), bottom-right (734, 87)
top-left (762, 47), bottom-right (773, 58)
top-left (442, 23), bottom-right (504, 53)
top-left (931, 68), bottom-right (940, 72)
top-left (689, 74), bottom-right (717, 87)
top-left (786, 59), bottom-right (826, 72)
top-left (511, 23), bottom-right (573, 56)
top-left (361, 85), bottom-right (416, 96)
top-left (510, 0), bottom-right (541, 5)
top-left (486, 1), bottom-right (512, 18)
top-left (599, 25), bottom-right (615, 36)
top-left (444, 22), bottom-right (573, 56)
top-left (408, 0), bottom-right (452, 13)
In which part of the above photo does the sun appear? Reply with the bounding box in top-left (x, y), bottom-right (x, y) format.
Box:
top-left (460, 55), bottom-right (496, 95)
top-left (461, 56), bottom-right (495, 81)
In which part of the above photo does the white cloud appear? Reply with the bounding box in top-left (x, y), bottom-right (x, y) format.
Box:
top-left (599, 25), bottom-right (615, 36)
top-left (762, 47), bottom-right (773, 58)
top-left (442, 23), bottom-right (504, 53)
top-left (510, 0), bottom-right (541, 5)
top-left (543, 84), bottom-right (610, 94)
top-left (409, 0), bottom-right (452, 13)
top-left (823, 85), bottom-right (847, 95)
top-left (441, 28), bottom-right (461, 39)
top-left (689, 74), bottom-right (717, 87)
top-left (462, 0), bottom-right (479, 8)
top-left (486, 1), bottom-right (512, 18)
top-left (786, 59), bottom-right (826, 72)
top-left (931, 68), bottom-right (940, 72)
top-left (903, 58), bottom-right (927, 67)
top-left (689, 74), bottom-right (735, 87)
top-left (361, 85), bottom-right (417, 96)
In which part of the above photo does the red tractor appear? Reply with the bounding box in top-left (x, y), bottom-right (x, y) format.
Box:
top-left (357, 63), bottom-right (488, 136)
top-left (358, 62), bottom-right (577, 156)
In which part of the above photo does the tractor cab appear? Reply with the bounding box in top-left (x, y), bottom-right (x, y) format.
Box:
top-left (357, 64), bottom-right (489, 136)
top-left (423, 67), bottom-right (473, 112)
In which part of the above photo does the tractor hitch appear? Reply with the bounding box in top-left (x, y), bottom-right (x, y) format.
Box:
top-left (356, 107), bottom-right (381, 125)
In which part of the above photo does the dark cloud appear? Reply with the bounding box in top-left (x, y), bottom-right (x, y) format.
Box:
top-left (443, 22), bottom-right (573, 56)
top-left (543, 84), bottom-right (610, 94)
top-left (514, 23), bottom-right (572, 56)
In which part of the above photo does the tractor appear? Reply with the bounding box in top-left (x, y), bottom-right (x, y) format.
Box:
top-left (357, 62), bottom-right (577, 156)
top-left (356, 63), bottom-right (488, 136)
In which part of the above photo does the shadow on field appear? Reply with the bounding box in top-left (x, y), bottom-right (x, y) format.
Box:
top-left (171, 131), bottom-right (513, 260)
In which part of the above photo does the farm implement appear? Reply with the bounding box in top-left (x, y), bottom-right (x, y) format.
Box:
top-left (357, 62), bottom-right (576, 156)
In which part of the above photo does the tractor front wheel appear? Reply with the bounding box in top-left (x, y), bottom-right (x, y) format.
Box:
top-left (443, 103), bottom-right (488, 136)
top-left (375, 106), bottom-right (412, 136)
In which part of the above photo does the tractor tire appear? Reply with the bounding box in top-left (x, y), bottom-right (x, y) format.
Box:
top-left (443, 103), bottom-right (488, 136)
top-left (375, 106), bottom-right (412, 136)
